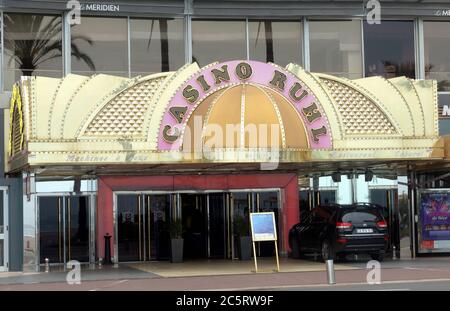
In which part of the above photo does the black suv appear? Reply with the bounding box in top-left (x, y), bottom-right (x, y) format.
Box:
top-left (289, 203), bottom-right (388, 261)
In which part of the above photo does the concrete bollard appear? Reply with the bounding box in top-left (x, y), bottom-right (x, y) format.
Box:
top-left (44, 258), bottom-right (49, 273)
top-left (326, 259), bottom-right (336, 285)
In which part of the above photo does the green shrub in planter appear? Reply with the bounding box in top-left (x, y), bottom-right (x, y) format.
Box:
top-left (234, 215), bottom-right (252, 260)
top-left (169, 219), bottom-right (183, 263)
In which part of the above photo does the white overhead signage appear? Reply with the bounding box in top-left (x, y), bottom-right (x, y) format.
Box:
top-left (440, 105), bottom-right (450, 119)
top-left (435, 9), bottom-right (450, 16)
top-left (81, 3), bottom-right (120, 12)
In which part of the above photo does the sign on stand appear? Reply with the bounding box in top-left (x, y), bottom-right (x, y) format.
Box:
top-left (249, 212), bottom-right (280, 272)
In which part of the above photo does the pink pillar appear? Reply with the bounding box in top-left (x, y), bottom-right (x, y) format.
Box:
top-left (283, 175), bottom-right (299, 253)
top-left (97, 178), bottom-right (114, 259)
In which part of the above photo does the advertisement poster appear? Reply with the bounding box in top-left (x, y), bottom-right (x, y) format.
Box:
top-left (419, 192), bottom-right (450, 253)
top-left (250, 212), bottom-right (277, 241)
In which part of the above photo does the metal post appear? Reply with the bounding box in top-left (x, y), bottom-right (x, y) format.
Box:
top-left (303, 17), bottom-right (310, 70)
top-left (351, 170), bottom-right (358, 204)
top-left (274, 240), bottom-right (280, 272)
top-left (44, 258), bottom-right (49, 273)
top-left (392, 245), bottom-right (397, 260)
top-left (252, 241), bottom-right (258, 272)
top-left (184, 0), bottom-right (193, 64)
top-left (62, 11), bottom-right (72, 76)
top-left (326, 259), bottom-right (335, 284)
top-left (98, 257), bottom-right (103, 269)
top-left (245, 18), bottom-right (250, 61)
top-left (127, 16), bottom-right (131, 78)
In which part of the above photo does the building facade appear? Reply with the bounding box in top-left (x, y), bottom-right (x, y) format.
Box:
top-left (0, 0), bottom-right (449, 271)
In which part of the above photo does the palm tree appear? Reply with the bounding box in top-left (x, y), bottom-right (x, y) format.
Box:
top-left (381, 60), bottom-right (415, 79)
top-left (147, 19), bottom-right (170, 72)
top-left (426, 63), bottom-right (450, 91)
top-left (3, 14), bottom-right (95, 76)
top-left (254, 20), bottom-right (274, 63)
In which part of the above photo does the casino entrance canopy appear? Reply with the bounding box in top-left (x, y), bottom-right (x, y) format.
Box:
top-left (5, 60), bottom-right (448, 177)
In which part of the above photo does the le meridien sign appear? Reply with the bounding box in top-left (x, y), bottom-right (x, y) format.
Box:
top-left (439, 94), bottom-right (450, 120)
top-left (435, 9), bottom-right (450, 16)
top-left (80, 3), bottom-right (120, 12)
top-left (158, 60), bottom-right (332, 151)
top-left (441, 105), bottom-right (450, 119)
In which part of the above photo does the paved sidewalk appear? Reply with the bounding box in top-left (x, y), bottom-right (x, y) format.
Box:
top-left (128, 257), bottom-right (358, 277)
top-left (2, 264), bottom-right (450, 291)
top-left (0, 256), bottom-right (449, 290)
top-left (0, 264), bottom-right (158, 285)
top-left (0, 258), bottom-right (358, 285)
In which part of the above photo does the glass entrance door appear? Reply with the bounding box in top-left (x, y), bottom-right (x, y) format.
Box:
top-left (0, 189), bottom-right (8, 271)
top-left (256, 191), bottom-right (280, 257)
top-left (116, 194), bottom-right (172, 262)
top-left (181, 194), bottom-right (208, 259)
top-left (117, 195), bottom-right (141, 261)
top-left (208, 193), bottom-right (226, 258)
top-left (39, 196), bottom-right (90, 264)
top-left (66, 197), bottom-right (90, 262)
top-left (146, 194), bottom-right (171, 260)
top-left (370, 188), bottom-right (399, 256)
top-left (230, 192), bottom-right (252, 259)
top-left (229, 191), bottom-right (280, 259)
top-left (176, 193), bottom-right (228, 259)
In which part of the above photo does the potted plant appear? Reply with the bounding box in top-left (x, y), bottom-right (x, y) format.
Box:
top-left (169, 219), bottom-right (184, 263)
top-left (234, 215), bottom-right (252, 260)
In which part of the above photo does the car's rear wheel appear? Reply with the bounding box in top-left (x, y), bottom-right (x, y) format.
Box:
top-left (370, 252), bottom-right (385, 262)
top-left (321, 239), bottom-right (334, 262)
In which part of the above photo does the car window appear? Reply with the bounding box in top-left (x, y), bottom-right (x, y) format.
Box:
top-left (341, 210), bottom-right (382, 223)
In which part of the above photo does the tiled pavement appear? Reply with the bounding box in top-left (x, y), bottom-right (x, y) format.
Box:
top-left (0, 256), bottom-right (449, 290)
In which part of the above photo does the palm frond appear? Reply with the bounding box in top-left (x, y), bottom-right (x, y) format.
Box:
top-left (3, 13), bottom-right (96, 75)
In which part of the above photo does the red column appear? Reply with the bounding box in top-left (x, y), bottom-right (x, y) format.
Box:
top-left (97, 178), bottom-right (114, 259)
top-left (283, 175), bottom-right (299, 253)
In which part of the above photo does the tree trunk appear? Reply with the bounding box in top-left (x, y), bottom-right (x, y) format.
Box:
top-left (160, 19), bottom-right (169, 72)
top-left (264, 21), bottom-right (274, 63)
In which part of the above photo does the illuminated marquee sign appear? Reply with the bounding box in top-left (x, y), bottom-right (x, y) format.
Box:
top-left (158, 60), bottom-right (332, 150)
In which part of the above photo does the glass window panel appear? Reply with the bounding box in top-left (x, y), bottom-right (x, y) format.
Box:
top-left (364, 21), bottom-right (415, 79)
top-left (309, 20), bottom-right (362, 79)
top-left (192, 19), bottom-right (246, 67)
top-left (0, 240), bottom-right (3, 267)
top-left (130, 18), bottom-right (184, 76)
top-left (71, 17), bottom-right (128, 76)
top-left (0, 191), bottom-right (3, 234)
top-left (3, 13), bottom-right (63, 90)
top-left (67, 197), bottom-right (89, 262)
top-left (424, 21), bottom-right (450, 92)
top-left (39, 196), bottom-right (62, 263)
top-left (249, 20), bottom-right (302, 66)
top-left (319, 190), bottom-right (336, 204)
top-left (117, 195), bottom-right (140, 262)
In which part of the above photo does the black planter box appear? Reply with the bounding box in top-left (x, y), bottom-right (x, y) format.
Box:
top-left (171, 238), bottom-right (184, 263)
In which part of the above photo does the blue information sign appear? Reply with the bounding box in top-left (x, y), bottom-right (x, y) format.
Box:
top-left (250, 212), bottom-right (277, 241)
